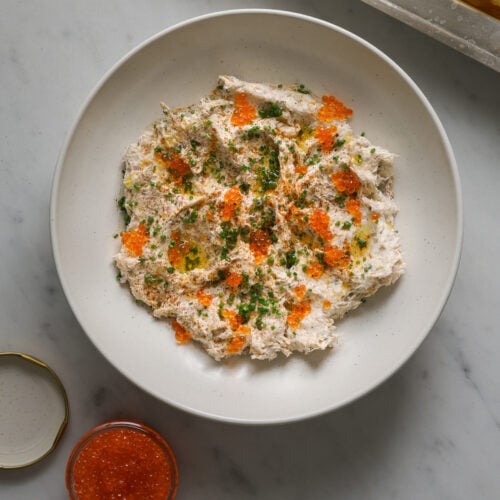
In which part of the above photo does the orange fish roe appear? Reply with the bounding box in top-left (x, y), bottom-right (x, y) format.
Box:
top-left (371, 212), bottom-right (380, 222)
top-left (225, 272), bottom-right (243, 288)
top-left (293, 284), bottom-right (307, 299)
top-left (172, 320), bottom-right (191, 344)
top-left (295, 164), bottom-right (308, 175)
top-left (237, 325), bottom-right (251, 335)
top-left (167, 155), bottom-right (191, 177)
top-left (287, 301), bottom-right (312, 331)
top-left (323, 300), bottom-right (331, 310)
top-left (306, 262), bottom-right (325, 279)
top-left (231, 93), bottom-right (256, 126)
top-left (331, 167), bottom-right (361, 195)
top-left (121, 224), bottom-right (148, 257)
top-left (156, 152), bottom-right (191, 178)
top-left (314, 125), bottom-right (338, 152)
top-left (323, 244), bottom-right (350, 268)
top-left (309, 209), bottom-right (333, 242)
top-left (222, 309), bottom-right (243, 331)
top-left (226, 335), bottom-right (247, 354)
top-left (317, 95), bottom-right (353, 122)
top-left (249, 229), bottom-right (272, 263)
top-left (69, 425), bottom-right (176, 500)
top-left (221, 185), bottom-right (242, 221)
top-left (196, 290), bottom-right (213, 307)
top-left (346, 199), bottom-right (362, 225)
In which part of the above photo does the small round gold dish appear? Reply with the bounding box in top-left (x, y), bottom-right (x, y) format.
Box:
top-left (0, 352), bottom-right (69, 469)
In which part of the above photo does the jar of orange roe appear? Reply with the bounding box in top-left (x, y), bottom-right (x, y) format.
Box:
top-left (66, 420), bottom-right (178, 499)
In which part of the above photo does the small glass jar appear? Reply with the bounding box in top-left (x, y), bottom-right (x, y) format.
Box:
top-left (66, 420), bottom-right (178, 499)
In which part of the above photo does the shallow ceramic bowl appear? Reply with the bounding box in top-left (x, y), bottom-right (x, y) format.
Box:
top-left (51, 10), bottom-right (462, 424)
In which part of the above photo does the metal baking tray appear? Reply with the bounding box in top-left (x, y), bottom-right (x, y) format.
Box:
top-left (362, 0), bottom-right (500, 72)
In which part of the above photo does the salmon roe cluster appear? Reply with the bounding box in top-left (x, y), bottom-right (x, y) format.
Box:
top-left (309, 209), bottom-right (333, 242)
top-left (172, 320), bottom-right (191, 344)
top-left (293, 284), bottom-right (307, 299)
top-left (331, 167), bottom-right (361, 195)
top-left (221, 185), bottom-right (242, 221)
top-left (249, 229), bottom-right (272, 263)
top-left (222, 309), bottom-right (243, 331)
top-left (324, 244), bottom-right (350, 268)
top-left (157, 152), bottom-right (191, 178)
top-left (315, 125), bottom-right (338, 152)
top-left (231, 93), bottom-right (256, 126)
top-left (221, 309), bottom-right (251, 348)
top-left (346, 199), bottom-right (362, 225)
top-left (226, 335), bottom-right (247, 353)
top-left (287, 301), bottom-right (312, 330)
top-left (225, 272), bottom-right (243, 288)
top-left (196, 290), bottom-right (213, 307)
top-left (306, 262), bottom-right (325, 279)
top-left (317, 95), bottom-right (353, 122)
top-left (121, 224), bottom-right (148, 257)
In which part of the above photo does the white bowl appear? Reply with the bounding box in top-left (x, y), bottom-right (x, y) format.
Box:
top-left (50, 10), bottom-right (462, 424)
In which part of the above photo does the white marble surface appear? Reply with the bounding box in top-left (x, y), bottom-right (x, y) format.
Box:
top-left (1, 0), bottom-right (499, 498)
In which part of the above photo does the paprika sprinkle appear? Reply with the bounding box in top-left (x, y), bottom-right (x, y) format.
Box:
top-left (66, 421), bottom-right (178, 500)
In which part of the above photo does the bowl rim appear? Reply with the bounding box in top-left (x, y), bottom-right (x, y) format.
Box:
top-left (50, 8), bottom-right (463, 424)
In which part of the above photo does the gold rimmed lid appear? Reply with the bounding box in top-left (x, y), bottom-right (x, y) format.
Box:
top-left (0, 352), bottom-right (69, 469)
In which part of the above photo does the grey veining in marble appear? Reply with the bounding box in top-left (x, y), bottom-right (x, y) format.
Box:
top-left (1, 0), bottom-right (499, 499)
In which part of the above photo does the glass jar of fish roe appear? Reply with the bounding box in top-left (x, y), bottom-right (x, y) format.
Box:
top-left (66, 420), bottom-right (178, 499)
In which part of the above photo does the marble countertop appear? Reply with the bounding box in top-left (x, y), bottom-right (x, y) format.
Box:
top-left (1, 0), bottom-right (499, 498)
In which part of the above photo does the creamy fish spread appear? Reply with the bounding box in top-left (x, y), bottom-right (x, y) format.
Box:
top-left (114, 76), bottom-right (404, 361)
